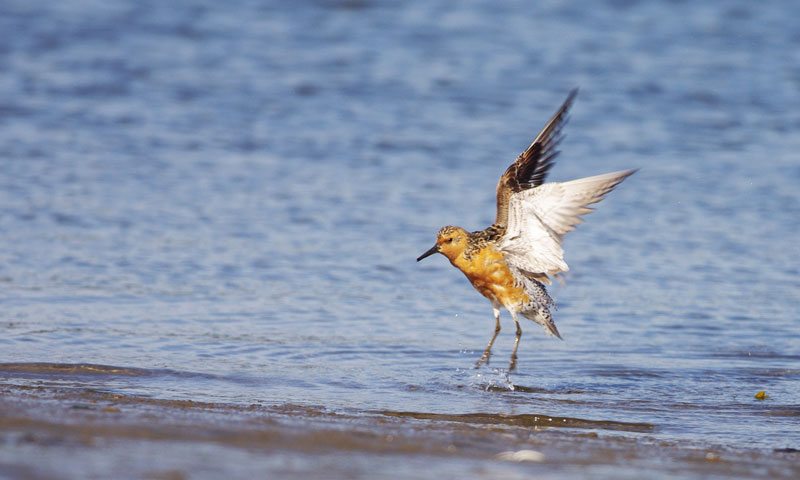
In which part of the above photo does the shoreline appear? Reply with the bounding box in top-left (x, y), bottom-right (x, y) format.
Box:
top-left (1, 381), bottom-right (797, 479)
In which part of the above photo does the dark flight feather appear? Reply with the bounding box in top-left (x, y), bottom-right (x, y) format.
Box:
top-left (494, 88), bottom-right (578, 227)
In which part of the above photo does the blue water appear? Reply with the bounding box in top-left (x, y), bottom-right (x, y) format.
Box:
top-left (1, 0), bottom-right (798, 453)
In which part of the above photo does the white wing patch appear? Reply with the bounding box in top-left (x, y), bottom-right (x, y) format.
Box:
top-left (499, 169), bottom-right (636, 280)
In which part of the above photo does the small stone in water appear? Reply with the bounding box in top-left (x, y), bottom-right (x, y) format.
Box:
top-left (754, 390), bottom-right (767, 400)
top-left (705, 452), bottom-right (720, 462)
top-left (495, 450), bottom-right (545, 462)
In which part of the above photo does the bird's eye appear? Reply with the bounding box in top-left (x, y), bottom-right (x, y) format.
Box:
top-left (447, 237), bottom-right (455, 243)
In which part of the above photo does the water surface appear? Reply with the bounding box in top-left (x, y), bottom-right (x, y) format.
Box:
top-left (1, 0), bottom-right (799, 477)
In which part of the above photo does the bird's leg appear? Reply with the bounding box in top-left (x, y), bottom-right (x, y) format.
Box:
top-left (509, 312), bottom-right (522, 371)
top-left (475, 306), bottom-right (502, 368)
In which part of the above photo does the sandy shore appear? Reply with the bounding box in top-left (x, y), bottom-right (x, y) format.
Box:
top-left (1, 382), bottom-right (797, 479)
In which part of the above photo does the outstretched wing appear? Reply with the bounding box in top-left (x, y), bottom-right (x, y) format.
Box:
top-left (495, 88), bottom-right (578, 227)
top-left (499, 169), bottom-right (636, 283)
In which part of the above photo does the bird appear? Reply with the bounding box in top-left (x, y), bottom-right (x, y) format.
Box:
top-left (416, 89), bottom-right (635, 371)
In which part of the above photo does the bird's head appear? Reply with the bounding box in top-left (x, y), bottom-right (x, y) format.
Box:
top-left (417, 226), bottom-right (469, 262)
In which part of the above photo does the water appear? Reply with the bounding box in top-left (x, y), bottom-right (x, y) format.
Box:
top-left (1, 0), bottom-right (799, 472)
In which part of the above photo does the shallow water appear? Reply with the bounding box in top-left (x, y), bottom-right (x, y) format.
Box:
top-left (1, 0), bottom-right (799, 475)
top-left (4, 382), bottom-right (795, 480)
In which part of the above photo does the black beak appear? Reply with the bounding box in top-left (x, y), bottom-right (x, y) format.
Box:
top-left (416, 244), bottom-right (439, 262)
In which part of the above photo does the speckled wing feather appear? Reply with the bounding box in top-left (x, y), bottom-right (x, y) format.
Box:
top-left (499, 169), bottom-right (637, 283)
top-left (494, 89), bottom-right (578, 228)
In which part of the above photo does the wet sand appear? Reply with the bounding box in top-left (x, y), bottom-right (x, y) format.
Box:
top-left (1, 365), bottom-right (797, 479)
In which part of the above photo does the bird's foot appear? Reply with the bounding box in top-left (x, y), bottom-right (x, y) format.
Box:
top-left (508, 353), bottom-right (518, 372)
top-left (475, 351), bottom-right (491, 369)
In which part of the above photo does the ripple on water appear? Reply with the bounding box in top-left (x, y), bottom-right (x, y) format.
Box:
top-left (378, 410), bottom-right (655, 433)
top-left (0, 0), bottom-right (799, 459)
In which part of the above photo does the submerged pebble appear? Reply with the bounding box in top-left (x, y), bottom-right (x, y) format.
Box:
top-left (495, 450), bottom-right (546, 462)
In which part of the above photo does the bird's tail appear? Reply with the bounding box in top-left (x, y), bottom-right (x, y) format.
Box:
top-left (522, 307), bottom-right (562, 339)
top-left (518, 277), bottom-right (562, 339)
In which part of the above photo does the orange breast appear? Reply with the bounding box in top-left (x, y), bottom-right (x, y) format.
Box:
top-left (451, 245), bottom-right (529, 308)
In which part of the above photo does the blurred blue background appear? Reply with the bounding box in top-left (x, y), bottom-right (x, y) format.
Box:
top-left (0, 0), bottom-right (798, 451)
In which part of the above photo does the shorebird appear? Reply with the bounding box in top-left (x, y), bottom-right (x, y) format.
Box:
top-left (417, 89), bottom-right (635, 370)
